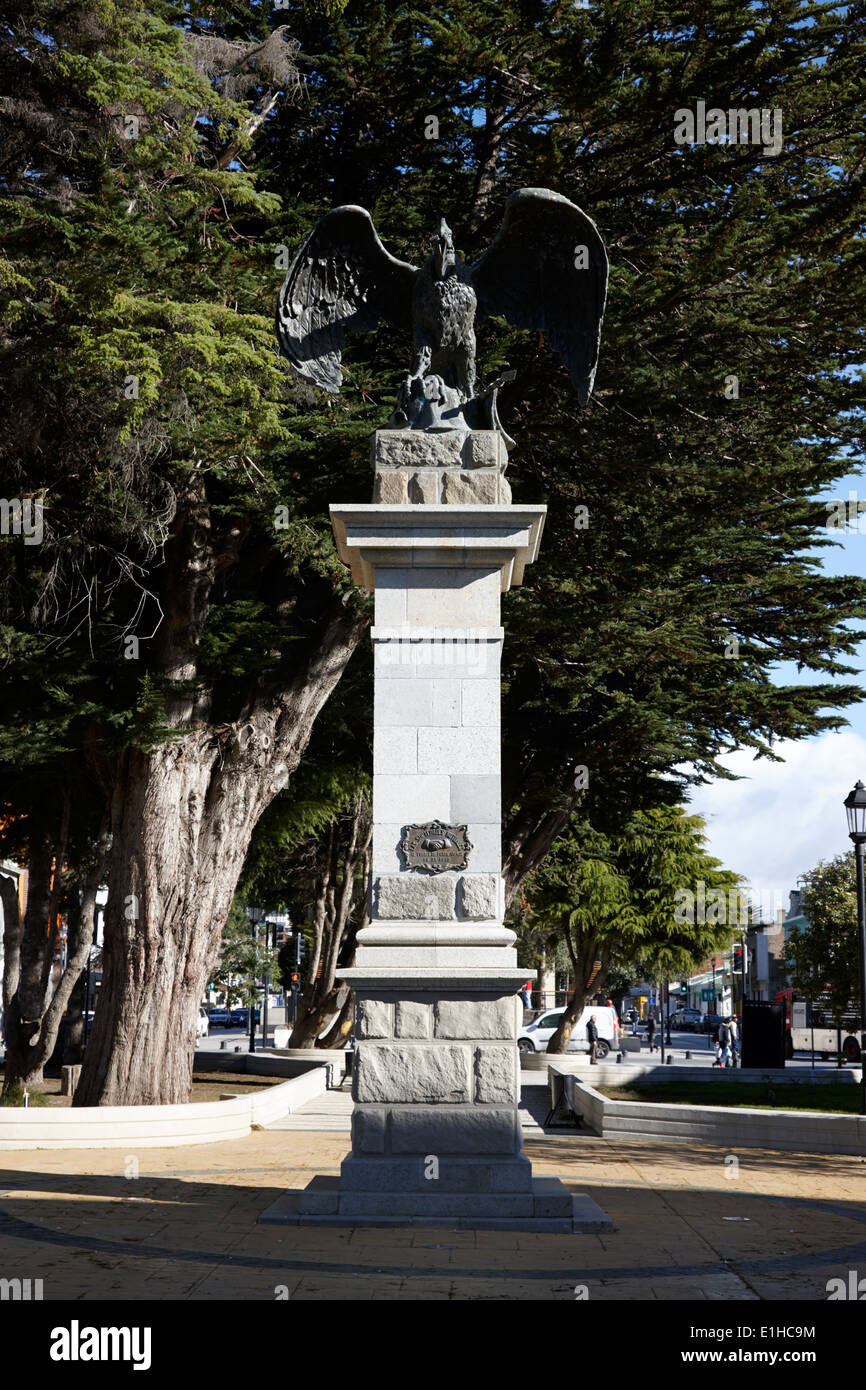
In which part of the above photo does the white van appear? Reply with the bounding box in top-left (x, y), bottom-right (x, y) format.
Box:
top-left (517, 1005), bottom-right (619, 1057)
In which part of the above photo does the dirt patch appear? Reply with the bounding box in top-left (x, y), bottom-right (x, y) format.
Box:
top-left (190, 1073), bottom-right (282, 1102)
top-left (0, 1067), bottom-right (282, 1107)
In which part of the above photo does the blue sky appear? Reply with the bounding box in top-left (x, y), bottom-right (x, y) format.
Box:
top-left (688, 457), bottom-right (866, 914)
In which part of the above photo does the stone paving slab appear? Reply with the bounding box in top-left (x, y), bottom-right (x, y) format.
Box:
top-left (0, 1127), bottom-right (865, 1300)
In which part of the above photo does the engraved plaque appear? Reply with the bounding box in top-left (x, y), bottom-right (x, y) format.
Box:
top-left (401, 821), bottom-right (472, 873)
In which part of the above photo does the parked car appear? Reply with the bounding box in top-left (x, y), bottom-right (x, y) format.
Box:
top-left (517, 1005), bottom-right (619, 1057)
top-left (197, 1007), bottom-right (209, 1038)
top-left (207, 1007), bottom-right (233, 1028)
top-left (700, 1013), bottom-right (723, 1035)
top-left (229, 1006), bottom-right (261, 1027)
top-left (670, 1008), bottom-right (703, 1032)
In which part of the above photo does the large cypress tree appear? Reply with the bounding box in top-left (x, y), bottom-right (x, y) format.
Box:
top-left (1, 0), bottom-right (368, 1102)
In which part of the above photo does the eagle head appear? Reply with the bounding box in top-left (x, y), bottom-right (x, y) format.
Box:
top-left (430, 218), bottom-right (456, 279)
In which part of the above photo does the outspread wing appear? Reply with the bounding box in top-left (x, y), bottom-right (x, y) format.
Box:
top-left (275, 206), bottom-right (417, 392)
top-left (469, 188), bottom-right (609, 405)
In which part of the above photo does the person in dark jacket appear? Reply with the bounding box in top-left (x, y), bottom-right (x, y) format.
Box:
top-left (645, 1014), bottom-right (656, 1052)
top-left (718, 1018), bottom-right (733, 1067)
top-left (586, 1013), bottom-right (600, 1064)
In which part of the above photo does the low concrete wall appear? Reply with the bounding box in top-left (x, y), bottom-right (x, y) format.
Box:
top-left (0, 1065), bottom-right (330, 1150)
top-left (559, 1072), bottom-right (866, 1156)
top-left (263, 1049), bottom-right (349, 1085)
top-left (250, 1067), bottom-right (330, 1127)
top-left (193, 1051), bottom-right (338, 1079)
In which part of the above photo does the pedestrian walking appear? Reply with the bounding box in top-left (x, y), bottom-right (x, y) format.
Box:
top-left (718, 1017), bottom-right (733, 1068)
top-left (522, 980), bottom-right (533, 1009)
top-left (645, 1014), bottom-right (656, 1052)
top-left (730, 1015), bottom-right (740, 1066)
top-left (586, 1013), bottom-right (599, 1064)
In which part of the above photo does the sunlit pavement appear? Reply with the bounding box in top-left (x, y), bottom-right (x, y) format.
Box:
top-left (1, 1078), bottom-right (864, 1300)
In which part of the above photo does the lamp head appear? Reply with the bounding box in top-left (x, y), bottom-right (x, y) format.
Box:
top-left (845, 781), bottom-right (866, 842)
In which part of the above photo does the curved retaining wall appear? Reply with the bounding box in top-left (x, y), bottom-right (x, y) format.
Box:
top-left (560, 1073), bottom-right (866, 1156)
top-left (0, 1064), bottom-right (329, 1150)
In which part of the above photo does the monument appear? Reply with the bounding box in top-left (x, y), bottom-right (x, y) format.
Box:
top-left (262, 190), bottom-right (613, 1230)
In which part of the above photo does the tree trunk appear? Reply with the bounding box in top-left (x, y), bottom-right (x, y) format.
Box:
top-left (289, 793), bottom-right (371, 1049)
top-left (3, 842), bottom-right (54, 1092)
top-left (0, 871), bottom-right (22, 1085)
top-left (546, 931), bottom-right (612, 1054)
top-left (468, 76), bottom-right (508, 235)
top-left (75, 603), bottom-right (366, 1105)
top-left (503, 801), bottom-right (574, 910)
top-left (1, 825), bottom-right (107, 1096)
top-left (74, 470), bottom-right (368, 1105)
top-left (61, 969), bottom-right (88, 1066)
top-left (318, 988), bottom-right (354, 1049)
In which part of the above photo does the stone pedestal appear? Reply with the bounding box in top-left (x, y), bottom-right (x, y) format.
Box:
top-left (371, 428), bottom-right (513, 505)
top-left (261, 432), bottom-right (612, 1232)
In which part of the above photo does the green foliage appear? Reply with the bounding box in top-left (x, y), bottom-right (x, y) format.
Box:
top-left (210, 898), bottom-right (279, 1004)
top-left (523, 804), bottom-right (741, 980)
top-left (239, 643), bottom-right (372, 911)
top-left (0, 1083), bottom-right (50, 1107)
top-left (784, 854), bottom-right (861, 1024)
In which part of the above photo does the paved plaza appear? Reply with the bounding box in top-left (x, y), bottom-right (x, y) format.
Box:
top-left (1, 1081), bottom-right (864, 1301)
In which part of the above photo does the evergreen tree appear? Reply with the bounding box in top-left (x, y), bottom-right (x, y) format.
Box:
top-left (522, 805), bottom-right (741, 1051)
top-left (785, 854), bottom-right (862, 1035)
top-left (1, 0), bottom-right (367, 1105)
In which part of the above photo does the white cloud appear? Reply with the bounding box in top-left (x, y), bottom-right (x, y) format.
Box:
top-left (686, 729), bottom-right (866, 915)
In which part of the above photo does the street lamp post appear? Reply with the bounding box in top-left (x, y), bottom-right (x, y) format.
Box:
top-left (262, 922), bottom-right (273, 1050)
top-left (247, 905), bottom-right (265, 1054)
top-left (844, 781), bottom-right (866, 1117)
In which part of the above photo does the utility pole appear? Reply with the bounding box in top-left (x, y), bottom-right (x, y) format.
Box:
top-left (290, 931), bottom-right (304, 1025)
top-left (262, 922), bottom-right (272, 1050)
top-left (247, 906), bottom-right (264, 1053)
top-left (248, 919), bottom-right (257, 1055)
top-left (740, 934), bottom-right (747, 1013)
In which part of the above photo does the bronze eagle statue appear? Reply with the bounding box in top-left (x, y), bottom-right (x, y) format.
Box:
top-left (275, 187), bottom-right (608, 434)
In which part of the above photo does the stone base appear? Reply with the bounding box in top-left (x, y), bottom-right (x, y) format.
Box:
top-left (259, 1176), bottom-right (613, 1233)
top-left (371, 430), bottom-right (512, 506)
top-left (339, 1154), bottom-right (533, 1192)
